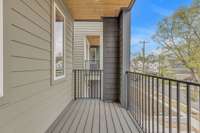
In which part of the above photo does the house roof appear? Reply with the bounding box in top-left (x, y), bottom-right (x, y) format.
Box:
top-left (63, 0), bottom-right (134, 20)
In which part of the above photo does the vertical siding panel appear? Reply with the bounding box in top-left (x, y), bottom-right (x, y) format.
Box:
top-left (103, 18), bottom-right (120, 101)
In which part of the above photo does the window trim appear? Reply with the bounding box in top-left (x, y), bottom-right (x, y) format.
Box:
top-left (53, 3), bottom-right (66, 81)
top-left (0, 0), bottom-right (3, 97)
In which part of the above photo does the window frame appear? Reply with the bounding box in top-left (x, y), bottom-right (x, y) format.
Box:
top-left (53, 3), bottom-right (66, 81)
top-left (0, 0), bottom-right (3, 97)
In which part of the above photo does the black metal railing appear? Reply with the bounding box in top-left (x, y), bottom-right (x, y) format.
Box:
top-left (127, 71), bottom-right (200, 133)
top-left (73, 69), bottom-right (102, 99)
top-left (85, 60), bottom-right (100, 70)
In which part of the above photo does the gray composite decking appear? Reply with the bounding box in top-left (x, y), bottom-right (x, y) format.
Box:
top-left (46, 99), bottom-right (139, 133)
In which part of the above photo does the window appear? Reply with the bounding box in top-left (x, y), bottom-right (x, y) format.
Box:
top-left (53, 3), bottom-right (65, 80)
top-left (0, 0), bottom-right (3, 97)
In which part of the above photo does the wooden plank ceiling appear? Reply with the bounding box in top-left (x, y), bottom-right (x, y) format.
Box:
top-left (87, 36), bottom-right (100, 46)
top-left (63, 0), bottom-right (132, 20)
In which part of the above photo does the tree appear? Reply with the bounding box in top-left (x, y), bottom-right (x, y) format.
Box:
top-left (153, 2), bottom-right (200, 82)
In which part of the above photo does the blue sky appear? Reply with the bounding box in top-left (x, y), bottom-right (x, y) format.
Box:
top-left (131, 0), bottom-right (192, 57)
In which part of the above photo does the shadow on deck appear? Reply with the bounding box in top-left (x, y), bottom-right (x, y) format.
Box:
top-left (46, 99), bottom-right (139, 133)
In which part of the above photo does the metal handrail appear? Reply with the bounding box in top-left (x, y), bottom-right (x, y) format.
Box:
top-left (73, 69), bottom-right (102, 99)
top-left (126, 71), bottom-right (200, 133)
top-left (84, 60), bottom-right (100, 70)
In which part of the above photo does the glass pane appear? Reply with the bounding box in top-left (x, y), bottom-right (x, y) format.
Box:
top-left (54, 7), bottom-right (64, 79)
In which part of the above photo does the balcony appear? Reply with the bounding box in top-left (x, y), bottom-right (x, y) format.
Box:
top-left (46, 99), bottom-right (139, 133)
top-left (46, 70), bottom-right (200, 133)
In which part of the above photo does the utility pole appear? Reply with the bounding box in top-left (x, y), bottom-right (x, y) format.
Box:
top-left (139, 40), bottom-right (149, 73)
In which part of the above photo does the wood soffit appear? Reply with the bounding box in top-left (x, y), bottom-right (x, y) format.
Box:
top-left (63, 0), bottom-right (133, 20)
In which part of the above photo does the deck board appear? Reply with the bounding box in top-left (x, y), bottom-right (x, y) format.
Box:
top-left (109, 103), bottom-right (124, 133)
top-left (104, 102), bottom-right (116, 133)
top-left (99, 100), bottom-right (107, 133)
top-left (47, 99), bottom-right (139, 133)
top-left (113, 103), bottom-right (132, 133)
top-left (76, 100), bottom-right (91, 133)
top-left (84, 100), bottom-right (95, 133)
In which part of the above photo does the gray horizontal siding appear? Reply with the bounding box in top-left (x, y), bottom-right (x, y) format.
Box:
top-left (103, 17), bottom-right (120, 102)
top-left (0, 0), bottom-right (73, 132)
top-left (73, 22), bottom-right (103, 69)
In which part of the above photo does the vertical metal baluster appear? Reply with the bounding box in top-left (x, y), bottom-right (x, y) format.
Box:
top-left (138, 74), bottom-right (140, 123)
top-left (100, 70), bottom-right (102, 99)
top-left (74, 70), bottom-right (76, 100)
top-left (86, 70), bottom-right (88, 98)
top-left (142, 75), bottom-right (144, 129)
top-left (127, 72), bottom-right (129, 109)
top-left (136, 74), bottom-right (138, 121)
top-left (95, 70), bottom-right (96, 98)
top-left (94, 70), bottom-right (95, 99)
top-left (80, 70), bottom-right (82, 98)
top-left (94, 70), bottom-right (96, 98)
top-left (169, 80), bottom-right (172, 133)
top-left (157, 78), bottom-right (159, 133)
top-left (139, 74), bottom-right (141, 125)
top-left (162, 79), bottom-right (165, 133)
top-left (177, 82), bottom-right (180, 133)
top-left (148, 76), bottom-right (150, 133)
top-left (99, 70), bottom-right (100, 99)
top-left (145, 75), bottom-right (147, 133)
top-left (131, 74), bottom-right (133, 115)
top-left (186, 84), bottom-right (191, 133)
top-left (78, 70), bottom-right (79, 98)
top-left (89, 70), bottom-right (91, 98)
top-left (82, 70), bottom-right (83, 98)
top-left (84, 70), bottom-right (85, 98)
top-left (93, 70), bottom-right (95, 99)
top-left (81, 70), bottom-right (82, 98)
top-left (131, 73), bottom-right (133, 114)
top-left (92, 70), bottom-right (94, 99)
top-left (134, 73), bottom-right (136, 119)
top-left (134, 73), bottom-right (137, 118)
top-left (133, 73), bottom-right (135, 117)
top-left (98, 70), bottom-right (99, 99)
top-left (96, 70), bottom-right (98, 99)
top-left (97, 70), bottom-right (98, 99)
top-left (140, 74), bottom-right (142, 126)
top-left (95, 70), bottom-right (97, 99)
top-left (91, 70), bottom-right (93, 98)
top-left (152, 77), bottom-right (154, 133)
top-left (91, 70), bottom-right (92, 98)
top-left (131, 73), bottom-right (133, 115)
